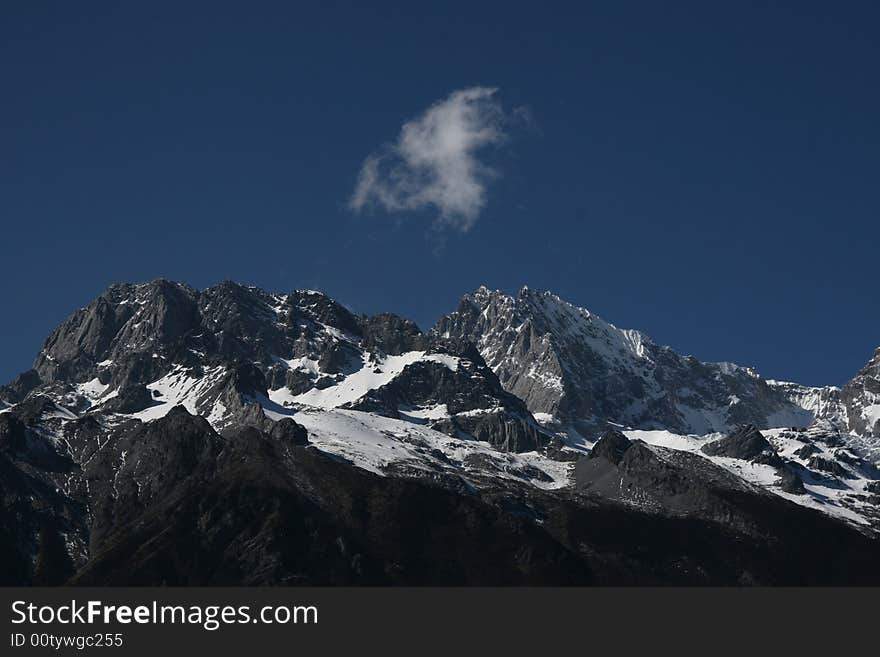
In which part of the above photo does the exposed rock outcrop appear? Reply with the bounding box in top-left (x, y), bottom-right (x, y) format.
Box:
top-left (701, 425), bottom-right (783, 466)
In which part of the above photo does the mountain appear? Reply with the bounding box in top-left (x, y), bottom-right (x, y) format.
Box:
top-left (1, 280), bottom-right (552, 453)
top-left (1, 279), bottom-right (880, 586)
top-left (435, 286), bottom-right (818, 437)
top-left (841, 347), bottom-right (880, 449)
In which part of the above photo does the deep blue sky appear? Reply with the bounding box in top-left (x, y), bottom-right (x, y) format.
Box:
top-left (2, 1), bottom-right (878, 386)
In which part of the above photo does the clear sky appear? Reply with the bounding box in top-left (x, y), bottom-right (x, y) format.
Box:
top-left (1, 1), bottom-right (878, 387)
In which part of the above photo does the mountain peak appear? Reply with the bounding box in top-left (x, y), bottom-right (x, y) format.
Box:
top-left (436, 285), bottom-right (816, 436)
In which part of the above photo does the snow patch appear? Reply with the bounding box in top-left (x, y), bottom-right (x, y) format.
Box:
top-left (129, 365), bottom-right (227, 422)
top-left (76, 378), bottom-right (111, 400)
top-left (284, 351), bottom-right (459, 410)
top-left (262, 403), bottom-right (572, 490)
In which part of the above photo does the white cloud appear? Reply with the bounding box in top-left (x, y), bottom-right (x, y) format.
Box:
top-left (349, 86), bottom-right (509, 232)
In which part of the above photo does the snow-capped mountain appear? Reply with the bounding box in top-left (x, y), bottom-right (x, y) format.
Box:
top-left (842, 348), bottom-right (880, 438)
top-left (2, 279), bottom-right (880, 586)
top-left (435, 286), bottom-right (817, 437)
top-left (2, 280), bottom-right (552, 454)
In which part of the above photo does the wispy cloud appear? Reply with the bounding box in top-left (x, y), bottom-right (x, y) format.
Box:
top-left (349, 87), bottom-right (510, 232)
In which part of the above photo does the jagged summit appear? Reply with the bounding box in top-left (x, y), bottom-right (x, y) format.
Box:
top-left (435, 286), bottom-right (815, 437)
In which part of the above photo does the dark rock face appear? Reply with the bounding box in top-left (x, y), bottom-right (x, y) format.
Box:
top-left (0, 406), bottom-right (76, 472)
top-left (431, 412), bottom-right (548, 454)
top-left (359, 313), bottom-right (428, 356)
top-left (808, 456), bottom-right (853, 479)
top-left (35, 281), bottom-right (201, 385)
top-left (6, 395), bottom-right (61, 426)
top-left (0, 404), bottom-right (88, 585)
top-left (701, 425), bottom-right (782, 466)
top-left (795, 444), bottom-right (819, 459)
top-left (72, 428), bottom-right (589, 586)
top-left (576, 435), bottom-right (766, 524)
top-left (84, 407), bottom-right (224, 548)
top-left (269, 418), bottom-right (309, 446)
top-left (288, 290), bottom-right (362, 338)
top-left (0, 453), bottom-right (85, 585)
top-left (588, 430), bottom-right (633, 465)
top-left (834, 450), bottom-right (863, 467)
top-left (99, 384), bottom-right (154, 413)
top-left (0, 369), bottom-right (42, 404)
top-left (0, 414), bottom-right (27, 454)
top-left (778, 467), bottom-right (806, 495)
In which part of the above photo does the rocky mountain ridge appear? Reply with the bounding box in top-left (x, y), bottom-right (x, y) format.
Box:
top-left (2, 279), bottom-right (879, 585)
top-left (2, 280), bottom-right (553, 454)
top-left (435, 285), bottom-right (876, 445)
